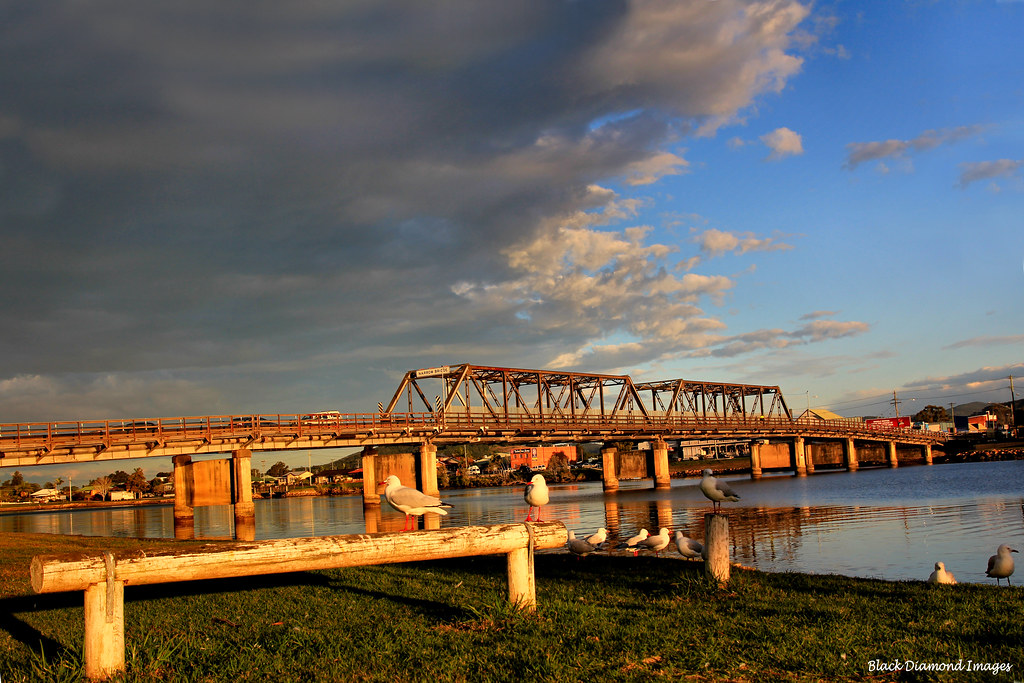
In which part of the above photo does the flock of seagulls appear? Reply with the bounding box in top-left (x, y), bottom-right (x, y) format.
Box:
top-left (382, 469), bottom-right (1017, 587)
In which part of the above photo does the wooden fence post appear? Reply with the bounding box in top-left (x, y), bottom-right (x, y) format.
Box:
top-left (704, 513), bottom-right (730, 588)
top-left (83, 553), bottom-right (124, 680)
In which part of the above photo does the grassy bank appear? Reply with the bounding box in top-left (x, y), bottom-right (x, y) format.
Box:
top-left (2, 533), bottom-right (1022, 682)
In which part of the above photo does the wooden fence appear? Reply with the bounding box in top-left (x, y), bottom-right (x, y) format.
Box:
top-left (31, 522), bottom-right (567, 680)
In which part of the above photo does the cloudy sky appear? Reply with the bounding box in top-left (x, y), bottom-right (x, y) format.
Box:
top-left (2, 1), bottom-right (1022, 479)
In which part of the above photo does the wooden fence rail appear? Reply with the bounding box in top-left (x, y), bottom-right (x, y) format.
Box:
top-left (31, 521), bottom-right (567, 680)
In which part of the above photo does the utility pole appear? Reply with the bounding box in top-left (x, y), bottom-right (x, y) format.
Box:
top-left (891, 390), bottom-right (901, 419)
top-left (950, 403), bottom-right (955, 434)
top-left (1010, 375), bottom-right (1017, 438)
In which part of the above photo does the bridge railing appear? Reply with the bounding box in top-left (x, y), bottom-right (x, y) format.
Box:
top-left (0, 411), bottom-right (945, 455)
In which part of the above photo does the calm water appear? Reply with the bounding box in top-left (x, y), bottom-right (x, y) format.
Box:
top-left (3, 461), bottom-right (1022, 584)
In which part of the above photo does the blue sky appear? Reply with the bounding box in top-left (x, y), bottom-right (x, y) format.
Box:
top-left (1, 0), bottom-right (1021, 483)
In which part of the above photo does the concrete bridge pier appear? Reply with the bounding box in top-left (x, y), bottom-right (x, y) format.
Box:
top-left (652, 440), bottom-right (671, 490)
top-left (887, 441), bottom-right (898, 468)
top-left (923, 443), bottom-right (933, 465)
top-left (792, 437), bottom-right (808, 477)
top-left (172, 455), bottom-right (195, 540)
top-left (843, 438), bottom-right (858, 472)
top-left (232, 449), bottom-right (256, 541)
top-left (361, 447), bottom-right (380, 507)
top-left (749, 440), bottom-right (763, 480)
top-left (419, 442), bottom-right (438, 496)
top-left (601, 445), bottom-right (619, 492)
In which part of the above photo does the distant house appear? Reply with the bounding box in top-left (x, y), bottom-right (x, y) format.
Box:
top-left (313, 469), bottom-right (353, 484)
top-left (797, 408), bottom-right (847, 421)
top-left (30, 488), bottom-right (61, 502)
top-left (284, 471), bottom-right (313, 485)
top-left (110, 490), bottom-right (137, 501)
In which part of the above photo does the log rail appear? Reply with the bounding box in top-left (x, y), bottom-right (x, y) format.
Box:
top-left (31, 522), bottom-right (568, 680)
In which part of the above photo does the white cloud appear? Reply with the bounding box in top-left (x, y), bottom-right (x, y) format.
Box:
top-left (694, 228), bottom-right (794, 257)
top-left (760, 126), bottom-right (804, 160)
top-left (844, 125), bottom-right (986, 170)
top-left (957, 159), bottom-right (1023, 189)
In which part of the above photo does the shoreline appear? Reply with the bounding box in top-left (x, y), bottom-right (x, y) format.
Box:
top-left (3, 445), bottom-right (1021, 516)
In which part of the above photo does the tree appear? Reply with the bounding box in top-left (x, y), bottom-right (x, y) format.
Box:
top-left (127, 468), bottom-right (149, 495)
top-left (110, 470), bottom-right (130, 487)
top-left (10, 471), bottom-right (23, 488)
top-left (912, 405), bottom-right (949, 423)
top-left (547, 452), bottom-right (570, 480)
top-left (267, 461), bottom-right (290, 477)
top-left (92, 476), bottom-right (113, 501)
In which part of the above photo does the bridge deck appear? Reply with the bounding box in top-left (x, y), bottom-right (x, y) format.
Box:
top-left (0, 410), bottom-right (946, 468)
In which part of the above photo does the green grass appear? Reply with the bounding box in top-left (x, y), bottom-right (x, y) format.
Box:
top-left (1, 533), bottom-right (1022, 682)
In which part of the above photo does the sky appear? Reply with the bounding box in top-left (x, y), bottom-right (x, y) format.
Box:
top-left (2, 0), bottom-right (1022, 483)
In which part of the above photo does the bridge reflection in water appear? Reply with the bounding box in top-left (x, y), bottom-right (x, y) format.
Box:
top-left (4, 460), bottom-right (1021, 583)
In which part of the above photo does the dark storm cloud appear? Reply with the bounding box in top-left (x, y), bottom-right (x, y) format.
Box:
top-left (0, 0), bottom-right (811, 419)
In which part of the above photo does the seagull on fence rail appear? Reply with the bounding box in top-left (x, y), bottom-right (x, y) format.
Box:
top-left (700, 469), bottom-right (741, 512)
top-left (524, 474), bottom-right (549, 522)
top-left (637, 527), bottom-right (672, 557)
top-left (381, 475), bottom-right (452, 531)
top-left (616, 528), bottom-right (649, 557)
top-left (985, 544), bottom-right (1018, 586)
top-left (927, 561), bottom-right (956, 585)
top-left (674, 531), bottom-right (705, 561)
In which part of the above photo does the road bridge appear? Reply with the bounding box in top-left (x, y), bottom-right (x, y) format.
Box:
top-left (0, 363), bottom-right (946, 538)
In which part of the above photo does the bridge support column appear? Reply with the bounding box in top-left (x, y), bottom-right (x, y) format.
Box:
top-left (232, 449), bottom-right (255, 541)
top-left (793, 437), bottom-right (807, 477)
top-left (749, 441), bottom-right (763, 480)
top-left (923, 443), bottom-right (933, 465)
top-left (172, 455), bottom-right (195, 540)
top-left (601, 445), bottom-right (619, 492)
top-left (361, 447), bottom-right (380, 507)
top-left (887, 441), bottom-right (898, 468)
top-left (843, 438), bottom-right (858, 472)
top-left (652, 440), bottom-right (671, 490)
top-left (419, 442), bottom-right (439, 497)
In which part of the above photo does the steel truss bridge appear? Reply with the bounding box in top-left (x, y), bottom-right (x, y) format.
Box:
top-left (0, 363), bottom-right (945, 468)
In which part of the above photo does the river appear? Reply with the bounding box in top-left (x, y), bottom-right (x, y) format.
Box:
top-left (3, 460), bottom-right (1022, 584)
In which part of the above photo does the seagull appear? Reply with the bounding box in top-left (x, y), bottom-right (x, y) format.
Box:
top-left (700, 469), bottom-right (740, 512)
top-left (616, 528), bottom-right (649, 557)
top-left (674, 531), bottom-right (704, 561)
top-left (567, 530), bottom-right (597, 558)
top-left (985, 544), bottom-right (1018, 586)
top-left (524, 474), bottom-right (549, 522)
top-left (927, 561), bottom-right (956, 585)
top-left (586, 527), bottom-right (608, 548)
top-left (381, 475), bottom-right (452, 531)
top-left (637, 527), bottom-right (672, 557)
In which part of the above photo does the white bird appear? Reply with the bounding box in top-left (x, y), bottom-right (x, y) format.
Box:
top-left (567, 530), bottom-right (597, 558)
top-left (637, 527), bottom-right (672, 557)
top-left (927, 561), bottom-right (956, 585)
top-left (381, 475), bottom-right (452, 531)
top-left (586, 527), bottom-right (608, 547)
top-left (524, 474), bottom-right (549, 522)
top-left (616, 528), bottom-right (649, 557)
top-left (674, 531), bottom-right (704, 561)
top-left (700, 469), bottom-right (740, 512)
top-left (985, 544), bottom-right (1018, 586)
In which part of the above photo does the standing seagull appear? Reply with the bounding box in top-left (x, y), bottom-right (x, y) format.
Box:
top-left (382, 475), bottom-right (452, 531)
top-left (700, 469), bottom-right (740, 512)
top-left (524, 474), bottom-right (549, 522)
top-left (637, 527), bottom-right (672, 557)
top-left (617, 528), bottom-right (649, 557)
top-left (674, 531), bottom-right (705, 561)
top-left (567, 530), bottom-right (597, 558)
top-left (927, 561), bottom-right (957, 585)
top-left (985, 544), bottom-right (1018, 586)
top-left (586, 527), bottom-right (608, 548)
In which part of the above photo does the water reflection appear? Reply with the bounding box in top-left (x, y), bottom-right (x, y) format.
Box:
top-left (2, 460), bottom-right (1021, 583)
